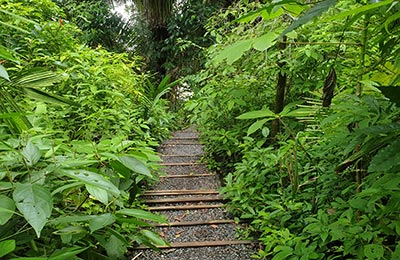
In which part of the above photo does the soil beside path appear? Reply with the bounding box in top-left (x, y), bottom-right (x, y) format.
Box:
top-left (128, 127), bottom-right (257, 260)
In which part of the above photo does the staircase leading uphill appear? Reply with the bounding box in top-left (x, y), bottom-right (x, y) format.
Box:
top-left (130, 127), bottom-right (257, 260)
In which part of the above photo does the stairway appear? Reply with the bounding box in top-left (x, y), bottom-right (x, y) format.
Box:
top-left (130, 128), bottom-right (256, 259)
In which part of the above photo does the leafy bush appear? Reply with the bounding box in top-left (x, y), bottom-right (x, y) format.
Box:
top-left (0, 0), bottom-right (176, 258)
top-left (190, 1), bottom-right (400, 259)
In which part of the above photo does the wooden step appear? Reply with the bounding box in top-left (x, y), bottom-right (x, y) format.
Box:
top-left (135, 240), bottom-right (256, 249)
top-left (148, 204), bottom-right (224, 211)
top-left (160, 173), bottom-right (215, 178)
top-left (144, 196), bottom-right (223, 204)
top-left (143, 189), bottom-right (219, 196)
top-left (154, 219), bottom-right (236, 227)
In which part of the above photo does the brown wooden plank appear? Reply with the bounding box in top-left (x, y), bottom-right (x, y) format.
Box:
top-left (144, 196), bottom-right (223, 204)
top-left (135, 240), bottom-right (256, 249)
top-left (148, 204), bottom-right (224, 211)
top-left (143, 189), bottom-right (219, 196)
top-left (154, 219), bottom-right (236, 227)
top-left (159, 174), bottom-right (215, 178)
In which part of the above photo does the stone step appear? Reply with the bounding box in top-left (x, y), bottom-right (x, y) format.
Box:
top-left (148, 204), bottom-right (224, 211)
top-left (143, 189), bottom-right (219, 196)
top-left (160, 154), bottom-right (202, 164)
top-left (144, 195), bottom-right (223, 204)
top-left (154, 219), bottom-right (237, 227)
top-left (160, 164), bottom-right (209, 175)
top-left (154, 223), bottom-right (243, 243)
top-left (153, 175), bottom-right (220, 190)
top-left (130, 243), bottom-right (257, 260)
top-left (135, 239), bottom-right (256, 249)
top-left (158, 144), bottom-right (203, 156)
top-left (157, 207), bottom-right (231, 223)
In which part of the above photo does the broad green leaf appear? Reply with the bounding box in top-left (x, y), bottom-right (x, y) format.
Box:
top-left (236, 1), bottom-right (289, 23)
top-left (140, 230), bottom-right (169, 246)
top-left (59, 159), bottom-right (98, 168)
top-left (89, 213), bottom-right (115, 233)
top-left (364, 244), bottom-right (384, 259)
top-left (0, 65), bottom-right (10, 81)
top-left (85, 184), bottom-right (109, 204)
top-left (0, 240), bottom-right (15, 258)
top-left (236, 108), bottom-right (276, 120)
top-left (348, 198), bottom-right (368, 210)
top-left (110, 160), bottom-right (131, 179)
top-left (368, 139), bottom-right (400, 172)
top-left (49, 246), bottom-right (89, 260)
top-left (60, 170), bottom-right (120, 197)
top-left (49, 215), bottom-right (96, 225)
top-left (252, 32), bottom-right (277, 51)
top-left (0, 195), bottom-right (15, 225)
top-left (53, 226), bottom-right (87, 235)
top-left (21, 141), bottom-right (41, 166)
top-left (51, 182), bottom-right (82, 196)
top-left (262, 127), bottom-right (270, 138)
top-left (284, 108), bottom-right (315, 117)
top-left (13, 183), bottom-right (53, 238)
top-left (279, 101), bottom-right (303, 116)
top-left (213, 39), bottom-right (253, 65)
top-left (115, 216), bottom-right (151, 227)
top-left (322, 0), bottom-right (394, 22)
top-left (117, 208), bottom-right (167, 223)
top-left (117, 155), bottom-right (154, 179)
top-left (0, 45), bottom-right (19, 63)
top-left (104, 235), bottom-right (127, 259)
top-left (247, 119), bottom-right (268, 136)
top-left (0, 182), bottom-right (13, 190)
top-left (272, 246), bottom-right (293, 260)
top-left (281, 0), bottom-right (336, 37)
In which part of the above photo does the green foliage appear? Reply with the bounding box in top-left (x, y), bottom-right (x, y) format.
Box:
top-left (189, 0), bottom-right (400, 259)
top-left (56, 0), bottom-right (134, 52)
top-left (0, 0), bottom-right (176, 258)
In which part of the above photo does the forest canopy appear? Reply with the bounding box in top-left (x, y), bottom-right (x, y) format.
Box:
top-left (1, 0), bottom-right (399, 259)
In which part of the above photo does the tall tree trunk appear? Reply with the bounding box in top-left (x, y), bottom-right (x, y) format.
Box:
top-left (269, 36), bottom-right (287, 143)
top-left (152, 25), bottom-right (169, 76)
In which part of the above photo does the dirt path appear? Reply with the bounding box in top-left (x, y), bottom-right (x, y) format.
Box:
top-left (129, 127), bottom-right (257, 259)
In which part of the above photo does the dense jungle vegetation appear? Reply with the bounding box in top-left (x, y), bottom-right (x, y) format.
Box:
top-left (1, 0), bottom-right (399, 259)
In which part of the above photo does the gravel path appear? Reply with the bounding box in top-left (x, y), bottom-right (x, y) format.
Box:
top-left (128, 127), bottom-right (257, 260)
